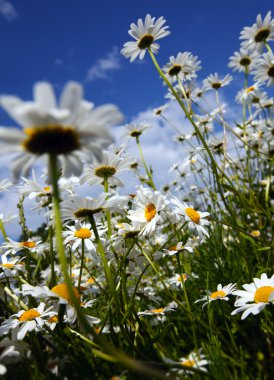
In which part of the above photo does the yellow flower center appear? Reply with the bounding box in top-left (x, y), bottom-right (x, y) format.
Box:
top-left (250, 230), bottom-right (260, 237)
top-left (51, 283), bottom-right (80, 304)
top-left (87, 278), bottom-right (95, 284)
top-left (20, 241), bottom-right (36, 248)
top-left (43, 186), bottom-right (51, 193)
top-left (150, 308), bottom-right (164, 314)
top-left (254, 286), bottom-right (274, 303)
top-left (19, 309), bottom-right (41, 322)
top-left (181, 360), bottom-right (195, 367)
top-left (74, 228), bottom-right (92, 239)
top-left (169, 245), bottom-right (177, 251)
top-left (246, 85), bottom-right (255, 93)
top-left (144, 203), bottom-right (157, 222)
top-left (22, 125), bottom-right (80, 155)
top-left (1, 263), bottom-right (14, 268)
top-left (185, 208), bottom-right (200, 224)
top-left (210, 290), bottom-right (226, 299)
top-left (177, 274), bottom-right (187, 282)
top-left (48, 316), bottom-right (58, 323)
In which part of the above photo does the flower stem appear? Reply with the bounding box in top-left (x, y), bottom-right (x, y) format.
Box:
top-left (136, 136), bottom-right (156, 190)
top-left (48, 153), bottom-right (90, 332)
top-left (78, 239), bottom-right (85, 292)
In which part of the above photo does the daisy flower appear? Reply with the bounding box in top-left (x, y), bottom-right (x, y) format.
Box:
top-left (228, 48), bottom-right (259, 73)
top-left (63, 221), bottom-right (96, 252)
top-left (80, 150), bottom-right (135, 188)
top-left (236, 82), bottom-right (263, 103)
top-left (195, 283), bottom-right (237, 308)
top-left (0, 256), bottom-right (25, 279)
top-left (162, 52), bottom-right (201, 83)
top-left (162, 240), bottom-right (194, 257)
top-left (168, 273), bottom-right (188, 288)
top-left (171, 197), bottom-right (210, 238)
top-left (121, 121), bottom-right (151, 141)
top-left (121, 14), bottom-right (170, 62)
top-left (1, 238), bottom-right (41, 256)
top-left (179, 351), bottom-right (208, 374)
top-left (0, 81), bottom-right (123, 179)
top-left (138, 302), bottom-right (177, 325)
top-left (128, 186), bottom-right (169, 236)
top-left (240, 11), bottom-right (274, 52)
top-left (231, 273), bottom-right (274, 320)
top-left (60, 194), bottom-right (128, 222)
top-left (0, 303), bottom-right (55, 340)
top-left (203, 73), bottom-right (233, 91)
top-left (252, 51), bottom-right (274, 87)
top-left (22, 283), bottom-right (81, 324)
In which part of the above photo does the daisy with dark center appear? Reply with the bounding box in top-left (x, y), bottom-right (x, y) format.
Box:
top-left (195, 283), bottom-right (237, 308)
top-left (203, 73), bottom-right (233, 91)
top-left (60, 194), bottom-right (128, 223)
top-left (252, 51), bottom-right (274, 87)
top-left (228, 48), bottom-right (259, 73)
top-left (80, 150), bottom-right (135, 188)
top-left (240, 11), bottom-right (274, 52)
top-left (122, 121), bottom-right (151, 141)
top-left (162, 52), bottom-right (201, 83)
top-left (0, 302), bottom-right (55, 340)
top-left (121, 14), bottom-right (170, 62)
top-left (0, 81), bottom-right (123, 179)
top-left (231, 273), bottom-right (274, 320)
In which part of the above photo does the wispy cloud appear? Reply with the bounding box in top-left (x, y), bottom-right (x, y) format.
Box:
top-left (0, 0), bottom-right (18, 21)
top-left (85, 46), bottom-right (121, 82)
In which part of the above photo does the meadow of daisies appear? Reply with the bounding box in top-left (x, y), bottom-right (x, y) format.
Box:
top-left (0, 11), bottom-right (273, 380)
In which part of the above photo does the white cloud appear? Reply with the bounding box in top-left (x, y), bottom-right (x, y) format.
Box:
top-left (85, 46), bottom-right (121, 82)
top-left (112, 101), bottom-right (194, 191)
top-left (0, 0), bottom-right (18, 21)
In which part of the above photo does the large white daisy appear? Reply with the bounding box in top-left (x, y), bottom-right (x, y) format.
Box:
top-left (231, 273), bottom-right (274, 320)
top-left (0, 81), bottom-right (123, 179)
top-left (121, 14), bottom-right (170, 62)
top-left (240, 11), bottom-right (274, 52)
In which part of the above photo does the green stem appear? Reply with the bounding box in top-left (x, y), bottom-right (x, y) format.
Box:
top-left (78, 239), bottom-right (85, 292)
top-left (48, 153), bottom-right (90, 332)
top-left (49, 226), bottom-right (56, 287)
top-left (103, 177), bottom-right (113, 238)
top-left (264, 41), bottom-right (273, 53)
top-left (136, 136), bottom-right (156, 190)
top-left (0, 219), bottom-right (8, 241)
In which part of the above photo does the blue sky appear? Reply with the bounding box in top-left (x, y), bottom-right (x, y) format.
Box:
top-left (0, 0), bottom-right (272, 121)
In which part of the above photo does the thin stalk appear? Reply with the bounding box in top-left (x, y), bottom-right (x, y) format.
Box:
top-left (49, 226), bottom-right (56, 287)
top-left (78, 239), bottom-right (85, 292)
top-left (103, 177), bottom-right (113, 238)
top-left (136, 136), bottom-right (156, 190)
top-left (48, 153), bottom-right (90, 332)
top-left (0, 219), bottom-right (8, 241)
